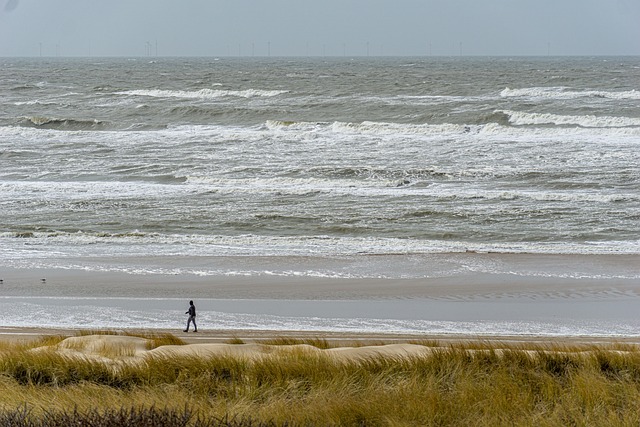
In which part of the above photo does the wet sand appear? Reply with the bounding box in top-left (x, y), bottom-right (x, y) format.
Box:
top-left (1, 253), bottom-right (639, 338)
top-left (2, 253), bottom-right (640, 300)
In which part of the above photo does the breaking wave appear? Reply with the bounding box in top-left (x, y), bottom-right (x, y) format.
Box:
top-left (118, 88), bottom-right (289, 100)
top-left (2, 231), bottom-right (639, 258)
top-left (20, 116), bottom-right (110, 130)
top-left (265, 118), bottom-right (640, 139)
top-left (265, 120), bottom-right (474, 135)
top-left (501, 87), bottom-right (640, 100)
top-left (499, 110), bottom-right (640, 128)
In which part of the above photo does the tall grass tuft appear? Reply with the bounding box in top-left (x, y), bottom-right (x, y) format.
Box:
top-left (143, 333), bottom-right (187, 349)
top-left (260, 336), bottom-right (332, 349)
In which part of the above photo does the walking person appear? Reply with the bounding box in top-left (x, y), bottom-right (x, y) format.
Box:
top-left (184, 300), bottom-right (197, 332)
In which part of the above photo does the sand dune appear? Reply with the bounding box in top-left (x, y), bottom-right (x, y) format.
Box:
top-left (31, 334), bottom-right (438, 364)
top-left (28, 333), bottom-right (639, 367)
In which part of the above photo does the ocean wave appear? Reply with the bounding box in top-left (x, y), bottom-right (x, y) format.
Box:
top-left (501, 87), bottom-right (640, 100)
top-left (169, 105), bottom-right (226, 119)
top-left (10, 82), bottom-right (49, 91)
top-left (362, 94), bottom-right (491, 106)
top-left (487, 190), bottom-right (636, 204)
top-left (4, 172), bottom-right (637, 215)
top-left (264, 120), bottom-right (330, 131)
top-left (332, 121), bottom-right (472, 135)
top-left (498, 110), bottom-right (640, 128)
top-left (20, 116), bottom-right (110, 130)
top-left (305, 166), bottom-right (453, 182)
top-left (5, 116), bottom-right (638, 149)
top-left (0, 149), bottom-right (39, 160)
top-left (265, 120), bottom-right (474, 136)
top-left (13, 100), bottom-right (67, 107)
top-left (7, 173), bottom-right (630, 205)
top-left (478, 111), bottom-right (512, 126)
top-left (477, 122), bottom-right (640, 138)
top-left (266, 118), bottom-right (640, 140)
top-left (202, 177), bottom-right (640, 204)
top-left (1, 231), bottom-right (640, 261)
top-left (93, 85), bottom-right (121, 92)
top-left (184, 175), bottom-right (375, 193)
top-left (118, 88), bottom-right (289, 100)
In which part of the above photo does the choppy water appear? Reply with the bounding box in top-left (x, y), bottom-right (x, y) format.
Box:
top-left (1, 56), bottom-right (640, 278)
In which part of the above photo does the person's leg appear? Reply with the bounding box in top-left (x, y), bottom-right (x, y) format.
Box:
top-left (185, 316), bottom-right (196, 332)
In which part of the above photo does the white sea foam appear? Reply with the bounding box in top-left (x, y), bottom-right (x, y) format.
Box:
top-left (501, 87), bottom-right (640, 100)
top-left (0, 180), bottom-right (188, 202)
top-left (477, 121), bottom-right (640, 138)
top-left (2, 116), bottom-right (638, 155)
top-left (331, 120), bottom-right (472, 135)
top-left (117, 88), bottom-right (289, 99)
top-left (1, 159), bottom-right (637, 204)
top-left (361, 94), bottom-right (495, 106)
top-left (266, 119), bottom-right (474, 136)
top-left (14, 100), bottom-right (63, 106)
top-left (180, 177), bottom-right (640, 203)
top-left (264, 119), bottom-right (640, 142)
top-left (499, 110), bottom-right (640, 128)
top-left (2, 231), bottom-right (640, 265)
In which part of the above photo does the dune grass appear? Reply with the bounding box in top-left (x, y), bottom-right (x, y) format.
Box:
top-left (225, 336), bottom-right (246, 345)
top-left (259, 336), bottom-right (333, 349)
top-left (259, 336), bottom-right (393, 349)
top-left (1, 333), bottom-right (640, 426)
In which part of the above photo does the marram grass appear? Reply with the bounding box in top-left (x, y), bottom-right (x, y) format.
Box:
top-left (1, 333), bottom-right (640, 426)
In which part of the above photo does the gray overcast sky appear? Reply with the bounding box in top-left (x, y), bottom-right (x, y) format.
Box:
top-left (1, 0), bottom-right (639, 57)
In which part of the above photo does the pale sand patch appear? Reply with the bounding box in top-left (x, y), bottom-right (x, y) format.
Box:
top-left (24, 334), bottom-right (639, 365)
top-left (147, 342), bottom-right (283, 359)
top-left (147, 342), bottom-right (435, 362)
top-left (326, 343), bottom-right (432, 361)
top-left (57, 335), bottom-right (150, 357)
top-left (35, 335), bottom-right (435, 363)
top-left (28, 335), bottom-right (151, 363)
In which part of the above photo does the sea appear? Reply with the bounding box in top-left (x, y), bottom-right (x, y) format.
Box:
top-left (1, 56), bottom-right (639, 336)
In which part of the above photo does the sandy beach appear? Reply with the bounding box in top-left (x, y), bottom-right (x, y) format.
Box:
top-left (1, 253), bottom-right (639, 340)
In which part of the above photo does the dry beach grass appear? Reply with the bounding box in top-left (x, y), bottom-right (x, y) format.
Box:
top-left (1, 331), bottom-right (640, 426)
